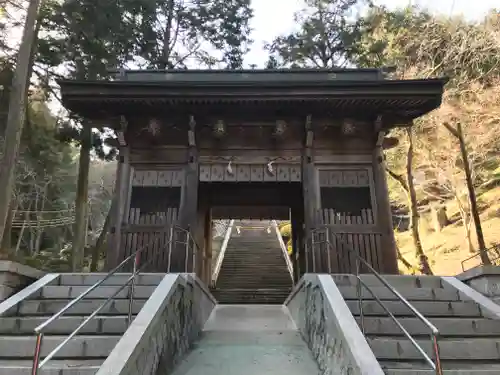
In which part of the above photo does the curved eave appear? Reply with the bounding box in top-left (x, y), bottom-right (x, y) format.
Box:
top-left (58, 78), bottom-right (447, 128)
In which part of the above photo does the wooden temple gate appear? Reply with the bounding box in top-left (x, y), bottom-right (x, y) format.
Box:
top-left (58, 69), bottom-right (446, 282)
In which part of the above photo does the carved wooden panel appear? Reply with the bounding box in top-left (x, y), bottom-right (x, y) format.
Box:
top-left (199, 165), bottom-right (211, 182)
top-left (132, 170), bottom-right (145, 186)
top-left (319, 169), bottom-right (371, 187)
top-left (224, 165), bottom-right (237, 181)
top-left (133, 169), bottom-right (184, 187)
top-left (142, 170), bottom-right (158, 186)
top-left (263, 166), bottom-right (277, 181)
top-left (157, 171), bottom-right (172, 186)
top-left (237, 165), bottom-right (251, 181)
top-left (277, 165), bottom-right (290, 181)
top-left (358, 170), bottom-right (369, 185)
top-left (250, 165), bottom-right (264, 181)
top-left (290, 166), bottom-right (301, 181)
top-left (210, 164), bottom-right (224, 181)
top-left (171, 170), bottom-right (184, 186)
top-left (199, 163), bottom-right (301, 182)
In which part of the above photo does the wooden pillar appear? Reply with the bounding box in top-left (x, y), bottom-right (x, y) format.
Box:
top-left (372, 130), bottom-right (398, 274)
top-left (175, 116), bottom-right (199, 272)
top-left (302, 115), bottom-right (322, 272)
top-left (107, 146), bottom-right (130, 270)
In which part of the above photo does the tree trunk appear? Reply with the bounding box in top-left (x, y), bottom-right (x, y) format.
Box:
top-left (0, 203), bottom-right (14, 253)
top-left (456, 196), bottom-right (475, 254)
top-left (161, 0), bottom-right (175, 68)
top-left (90, 207), bottom-right (112, 272)
top-left (0, 0), bottom-right (42, 245)
top-left (443, 122), bottom-right (490, 265)
top-left (405, 128), bottom-right (433, 275)
top-left (396, 246), bottom-right (415, 273)
top-left (72, 124), bottom-right (92, 271)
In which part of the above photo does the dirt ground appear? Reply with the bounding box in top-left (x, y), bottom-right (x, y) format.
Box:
top-left (396, 187), bottom-right (500, 276)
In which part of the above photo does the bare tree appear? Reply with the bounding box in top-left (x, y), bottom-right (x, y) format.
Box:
top-left (0, 0), bottom-right (42, 246)
top-left (386, 128), bottom-right (433, 275)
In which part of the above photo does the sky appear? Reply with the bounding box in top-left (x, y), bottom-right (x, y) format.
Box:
top-left (246, 0), bottom-right (499, 66)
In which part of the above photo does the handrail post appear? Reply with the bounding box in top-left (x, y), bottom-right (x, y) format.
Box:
top-left (325, 228), bottom-right (331, 274)
top-left (31, 332), bottom-right (43, 375)
top-left (432, 333), bottom-right (443, 375)
top-left (311, 232), bottom-right (316, 273)
top-left (356, 253), bottom-right (365, 335)
top-left (167, 226), bottom-right (174, 273)
top-left (184, 230), bottom-right (189, 272)
top-left (192, 235), bottom-right (196, 274)
top-left (128, 250), bottom-right (140, 326)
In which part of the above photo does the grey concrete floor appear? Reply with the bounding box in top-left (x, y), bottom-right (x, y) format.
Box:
top-left (171, 305), bottom-right (320, 375)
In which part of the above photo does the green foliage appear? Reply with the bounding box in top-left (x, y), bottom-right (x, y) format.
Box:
top-left (265, 0), bottom-right (372, 68)
top-left (36, 0), bottom-right (253, 157)
top-left (280, 223), bottom-right (291, 238)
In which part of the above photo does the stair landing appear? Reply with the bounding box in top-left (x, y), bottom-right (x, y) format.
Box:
top-left (171, 305), bottom-right (320, 375)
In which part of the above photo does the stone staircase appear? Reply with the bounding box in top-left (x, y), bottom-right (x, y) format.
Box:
top-left (211, 221), bottom-right (293, 304)
top-left (335, 274), bottom-right (500, 375)
top-left (0, 273), bottom-right (164, 375)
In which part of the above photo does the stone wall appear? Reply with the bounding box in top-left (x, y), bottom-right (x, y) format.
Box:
top-left (96, 274), bottom-right (216, 375)
top-left (0, 261), bottom-right (44, 302)
top-left (286, 274), bottom-right (384, 375)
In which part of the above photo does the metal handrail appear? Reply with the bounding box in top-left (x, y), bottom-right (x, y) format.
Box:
top-left (211, 219), bottom-right (234, 286)
top-left (311, 226), bottom-right (443, 375)
top-left (31, 225), bottom-right (200, 375)
top-left (461, 243), bottom-right (500, 271)
top-left (272, 220), bottom-right (294, 280)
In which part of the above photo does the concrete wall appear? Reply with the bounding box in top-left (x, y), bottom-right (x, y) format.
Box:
top-left (457, 266), bottom-right (500, 304)
top-left (96, 274), bottom-right (216, 375)
top-left (285, 274), bottom-right (384, 375)
top-left (0, 261), bottom-right (44, 302)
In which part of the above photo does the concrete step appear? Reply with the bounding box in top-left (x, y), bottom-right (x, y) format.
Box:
top-left (216, 285), bottom-right (292, 291)
top-left (369, 337), bottom-right (500, 360)
top-left (219, 266), bottom-right (290, 271)
top-left (37, 285), bottom-right (157, 299)
top-left (0, 316), bottom-right (133, 335)
top-left (358, 317), bottom-right (500, 337)
top-left (216, 281), bottom-right (292, 287)
top-left (381, 361), bottom-right (500, 375)
top-left (211, 288), bottom-right (291, 304)
top-left (216, 278), bottom-right (292, 283)
top-left (58, 273), bottom-right (165, 286)
top-left (221, 256), bottom-right (286, 262)
top-left (220, 258), bottom-right (287, 263)
top-left (331, 274), bottom-right (446, 289)
top-left (0, 359), bottom-right (103, 375)
top-left (0, 335), bottom-right (120, 358)
top-left (16, 299), bottom-right (147, 316)
top-left (216, 278), bottom-right (292, 284)
top-left (339, 286), bottom-right (460, 301)
top-left (346, 300), bottom-right (483, 317)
